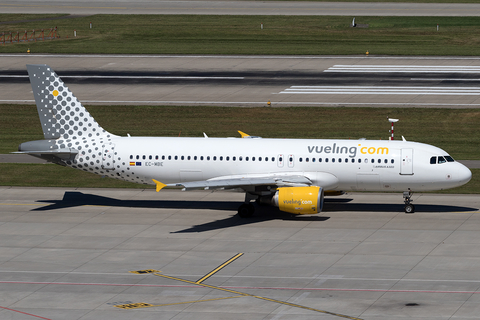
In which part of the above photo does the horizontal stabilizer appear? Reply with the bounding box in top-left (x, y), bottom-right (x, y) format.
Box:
top-left (13, 148), bottom-right (78, 160)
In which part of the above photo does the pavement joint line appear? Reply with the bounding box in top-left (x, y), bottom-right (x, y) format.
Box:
top-left (2, 280), bottom-right (480, 294)
top-left (150, 272), bottom-right (363, 319)
top-left (196, 252), bottom-right (244, 284)
top-left (0, 306), bottom-right (51, 320)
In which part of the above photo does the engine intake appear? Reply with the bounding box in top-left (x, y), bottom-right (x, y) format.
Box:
top-left (272, 186), bottom-right (324, 214)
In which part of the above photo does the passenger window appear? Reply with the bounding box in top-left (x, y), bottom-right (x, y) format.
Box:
top-left (155, 155), bottom-right (159, 160)
top-left (265, 157), bottom-right (268, 162)
top-left (326, 158), bottom-right (329, 163)
top-left (239, 156), bottom-right (242, 161)
top-left (143, 155), bottom-right (146, 160)
top-left (175, 156), bottom-right (178, 160)
top-left (271, 157), bottom-right (275, 161)
top-left (306, 158), bottom-right (309, 162)
top-left (194, 156), bottom-right (197, 160)
top-left (430, 156), bottom-right (437, 164)
top-left (378, 159), bottom-right (381, 163)
top-left (289, 157), bottom-right (293, 162)
top-left (214, 156), bottom-right (217, 161)
top-left (438, 156), bottom-right (446, 164)
top-left (338, 158), bottom-right (342, 163)
top-left (312, 158), bottom-right (315, 163)
top-left (299, 158), bottom-right (303, 162)
top-left (181, 156), bottom-right (184, 160)
top-left (162, 155), bottom-right (165, 160)
top-left (352, 159), bottom-right (355, 163)
top-left (188, 156), bottom-right (191, 160)
top-left (220, 156), bottom-right (223, 161)
top-left (279, 157), bottom-right (282, 162)
top-left (319, 158), bottom-right (322, 162)
top-left (207, 156), bottom-right (210, 160)
top-left (130, 155), bottom-right (133, 160)
top-left (332, 158), bottom-right (335, 163)
top-left (384, 159), bottom-right (387, 164)
top-left (149, 155), bottom-right (152, 160)
top-left (232, 156), bottom-right (235, 161)
top-left (200, 156), bottom-right (204, 160)
top-left (246, 157), bottom-right (249, 161)
top-left (252, 157), bottom-right (255, 161)
top-left (168, 155), bottom-right (171, 160)
top-left (371, 159), bottom-right (375, 163)
top-left (259, 157), bottom-right (262, 161)
top-left (226, 156), bottom-right (230, 161)
top-left (391, 159), bottom-right (394, 164)
top-left (136, 155), bottom-right (140, 160)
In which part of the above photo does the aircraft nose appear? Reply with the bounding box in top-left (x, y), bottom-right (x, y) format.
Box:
top-left (455, 163), bottom-right (472, 185)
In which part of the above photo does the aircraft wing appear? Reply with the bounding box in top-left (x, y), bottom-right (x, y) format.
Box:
top-left (160, 174), bottom-right (313, 191)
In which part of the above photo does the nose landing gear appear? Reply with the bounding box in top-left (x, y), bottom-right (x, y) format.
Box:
top-left (403, 189), bottom-right (415, 213)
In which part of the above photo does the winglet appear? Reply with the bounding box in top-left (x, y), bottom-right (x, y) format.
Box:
top-left (152, 179), bottom-right (167, 192)
top-left (238, 131), bottom-right (250, 138)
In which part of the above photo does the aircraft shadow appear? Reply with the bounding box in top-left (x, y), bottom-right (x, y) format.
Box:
top-left (33, 191), bottom-right (329, 232)
top-left (324, 200), bottom-right (478, 213)
top-left (32, 192), bottom-right (477, 233)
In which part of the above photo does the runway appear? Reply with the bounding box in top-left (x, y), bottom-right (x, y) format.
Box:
top-left (3, 54), bottom-right (480, 108)
top-left (2, 1), bottom-right (480, 16)
top-left (0, 186), bottom-right (479, 320)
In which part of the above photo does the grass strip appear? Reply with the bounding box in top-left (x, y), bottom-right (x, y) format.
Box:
top-left (3, 14), bottom-right (480, 55)
top-left (2, 105), bottom-right (479, 159)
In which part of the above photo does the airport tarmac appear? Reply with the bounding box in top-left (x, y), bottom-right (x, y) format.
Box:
top-left (0, 186), bottom-right (480, 320)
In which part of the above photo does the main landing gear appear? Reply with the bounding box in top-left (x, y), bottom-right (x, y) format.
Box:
top-left (403, 189), bottom-right (415, 214)
top-left (237, 192), bottom-right (257, 218)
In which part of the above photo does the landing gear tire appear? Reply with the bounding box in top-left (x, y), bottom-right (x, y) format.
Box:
top-left (403, 189), bottom-right (414, 214)
top-left (404, 204), bottom-right (415, 214)
top-left (238, 203), bottom-right (255, 218)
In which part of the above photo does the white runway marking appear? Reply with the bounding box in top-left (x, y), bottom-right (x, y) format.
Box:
top-left (325, 65), bottom-right (480, 73)
top-left (280, 86), bottom-right (480, 95)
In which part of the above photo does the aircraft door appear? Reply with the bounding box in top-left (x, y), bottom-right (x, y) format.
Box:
top-left (102, 143), bottom-right (115, 170)
top-left (287, 154), bottom-right (295, 168)
top-left (277, 154), bottom-right (284, 168)
top-left (400, 148), bottom-right (413, 175)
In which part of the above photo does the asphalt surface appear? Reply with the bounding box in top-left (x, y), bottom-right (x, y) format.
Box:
top-left (4, 54), bottom-right (480, 107)
top-left (2, 1), bottom-right (480, 16)
top-left (0, 187), bottom-right (479, 320)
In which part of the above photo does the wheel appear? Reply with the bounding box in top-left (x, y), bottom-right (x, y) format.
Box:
top-left (238, 203), bottom-right (255, 218)
top-left (404, 204), bottom-right (415, 214)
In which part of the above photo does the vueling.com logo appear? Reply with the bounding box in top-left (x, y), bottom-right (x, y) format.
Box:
top-left (308, 143), bottom-right (389, 158)
top-left (283, 199), bottom-right (313, 205)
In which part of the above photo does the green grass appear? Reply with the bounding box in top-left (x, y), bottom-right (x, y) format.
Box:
top-left (3, 14), bottom-right (480, 55)
top-left (3, 105), bottom-right (479, 158)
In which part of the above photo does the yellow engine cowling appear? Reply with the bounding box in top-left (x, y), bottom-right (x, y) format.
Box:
top-left (272, 186), bottom-right (324, 214)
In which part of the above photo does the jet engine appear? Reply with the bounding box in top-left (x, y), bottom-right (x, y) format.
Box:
top-left (271, 186), bottom-right (324, 214)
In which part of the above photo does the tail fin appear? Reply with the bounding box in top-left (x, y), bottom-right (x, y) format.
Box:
top-left (27, 64), bottom-right (112, 140)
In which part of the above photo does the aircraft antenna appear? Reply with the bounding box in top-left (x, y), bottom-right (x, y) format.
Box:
top-left (387, 117), bottom-right (399, 140)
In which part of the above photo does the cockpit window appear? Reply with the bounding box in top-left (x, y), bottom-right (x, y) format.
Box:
top-left (445, 155), bottom-right (455, 162)
top-left (430, 156), bottom-right (437, 164)
top-left (438, 156), bottom-right (447, 164)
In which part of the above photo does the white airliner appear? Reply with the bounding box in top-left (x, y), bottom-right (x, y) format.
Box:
top-left (17, 64), bottom-right (472, 216)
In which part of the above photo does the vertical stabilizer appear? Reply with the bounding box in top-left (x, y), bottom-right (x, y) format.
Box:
top-left (27, 64), bottom-right (111, 140)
